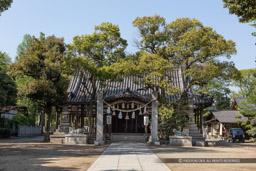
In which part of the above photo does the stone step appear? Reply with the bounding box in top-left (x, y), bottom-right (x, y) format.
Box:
top-left (192, 136), bottom-right (205, 140)
top-left (192, 137), bottom-right (205, 141)
top-left (112, 133), bottom-right (145, 143)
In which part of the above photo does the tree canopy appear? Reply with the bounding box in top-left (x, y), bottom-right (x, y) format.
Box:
top-left (223, 0), bottom-right (256, 23)
top-left (10, 33), bottom-right (69, 141)
top-left (132, 16), bottom-right (239, 98)
top-left (0, 51), bottom-right (17, 107)
top-left (0, 0), bottom-right (13, 15)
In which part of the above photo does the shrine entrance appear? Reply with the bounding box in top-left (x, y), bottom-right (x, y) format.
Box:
top-left (112, 111), bottom-right (146, 133)
top-left (103, 100), bottom-right (151, 135)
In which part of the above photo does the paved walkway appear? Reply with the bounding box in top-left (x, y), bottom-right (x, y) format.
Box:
top-left (87, 142), bottom-right (170, 171)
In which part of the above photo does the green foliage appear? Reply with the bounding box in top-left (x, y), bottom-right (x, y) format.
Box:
top-left (68, 22), bottom-right (127, 67)
top-left (10, 33), bottom-right (69, 141)
top-left (16, 34), bottom-right (32, 61)
top-left (10, 33), bottom-right (68, 107)
top-left (0, 51), bottom-right (17, 107)
top-left (133, 15), bottom-right (238, 99)
top-left (233, 69), bottom-right (256, 97)
top-left (8, 113), bottom-right (34, 127)
top-left (158, 103), bottom-right (188, 140)
top-left (235, 115), bottom-right (242, 119)
top-left (0, 0), bottom-right (13, 15)
top-left (133, 15), bottom-right (167, 54)
top-left (223, 0), bottom-right (256, 23)
top-left (194, 77), bottom-right (233, 110)
top-left (0, 128), bottom-right (10, 138)
top-left (111, 53), bottom-right (179, 97)
top-left (234, 69), bottom-right (256, 137)
top-left (203, 111), bottom-right (211, 118)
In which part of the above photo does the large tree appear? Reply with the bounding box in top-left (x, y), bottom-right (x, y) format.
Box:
top-left (113, 15), bottom-right (239, 136)
top-left (133, 15), bottom-right (238, 99)
top-left (0, 0), bottom-right (13, 15)
top-left (67, 22), bottom-right (127, 136)
top-left (10, 33), bottom-right (69, 142)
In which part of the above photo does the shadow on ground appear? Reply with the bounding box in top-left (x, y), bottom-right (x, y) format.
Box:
top-left (0, 136), bottom-right (107, 171)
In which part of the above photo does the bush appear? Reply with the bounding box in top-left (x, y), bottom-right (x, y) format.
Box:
top-left (11, 113), bottom-right (33, 127)
top-left (0, 128), bottom-right (10, 138)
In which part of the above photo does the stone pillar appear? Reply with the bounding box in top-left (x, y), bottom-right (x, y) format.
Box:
top-left (95, 92), bottom-right (104, 145)
top-left (151, 91), bottom-right (159, 144)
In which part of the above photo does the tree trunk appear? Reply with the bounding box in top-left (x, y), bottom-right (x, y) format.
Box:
top-left (43, 107), bottom-right (52, 142)
top-left (39, 110), bottom-right (45, 134)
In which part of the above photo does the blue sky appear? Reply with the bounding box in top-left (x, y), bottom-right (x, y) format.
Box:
top-left (0, 0), bottom-right (255, 70)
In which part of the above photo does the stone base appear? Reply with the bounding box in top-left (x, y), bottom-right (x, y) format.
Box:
top-left (50, 133), bottom-right (65, 144)
top-left (65, 134), bottom-right (88, 144)
top-left (169, 136), bottom-right (192, 146)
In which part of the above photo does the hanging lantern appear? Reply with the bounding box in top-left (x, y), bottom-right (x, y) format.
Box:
top-left (132, 111), bottom-right (135, 119)
top-left (131, 103), bottom-right (134, 109)
top-left (125, 113), bottom-right (129, 120)
top-left (112, 110), bottom-right (116, 116)
top-left (107, 106), bottom-right (111, 114)
top-left (118, 111), bottom-right (122, 119)
top-left (122, 103), bottom-right (125, 109)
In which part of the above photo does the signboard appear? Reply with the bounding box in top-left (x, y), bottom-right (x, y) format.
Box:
top-left (144, 115), bottom-right (149, 126)
top-left (107, 115), bottom-right (112, 125)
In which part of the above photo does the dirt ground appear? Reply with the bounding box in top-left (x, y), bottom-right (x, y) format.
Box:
top-left (1, 137), bottom-right (256, 171)
top-left (149, 142), bottom-right (256, 171)
top-left (0, 136), bottom-right (107, 171)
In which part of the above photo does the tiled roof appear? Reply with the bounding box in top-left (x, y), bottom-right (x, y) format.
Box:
top-left (67, 68), bottom-right (214, 108)
top-left (67, 68), bottom-right (185, 104)
top-left (211, 110), bottom-right (248, 123)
